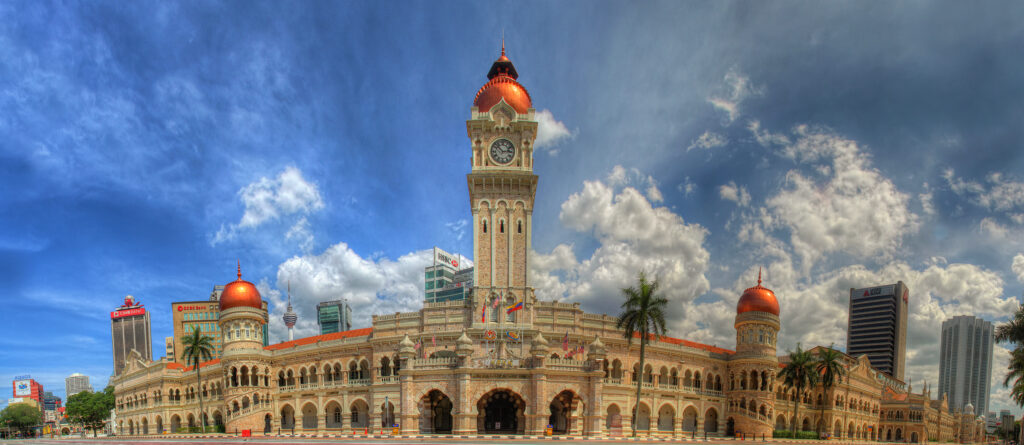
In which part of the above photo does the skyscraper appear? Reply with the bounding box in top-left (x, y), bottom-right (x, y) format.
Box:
top-left (847, 282), bottom-right (909, 380)
top-left (317, 300), bottom-right (352, 334)
top-left (938, 315), bottom-right (994, 414)
top-left (110, 295), bottom-right (152, 375)
top-left (425, 247), bottom-right (472, 303)
top-left (64, 373), bottom-right (92, 398)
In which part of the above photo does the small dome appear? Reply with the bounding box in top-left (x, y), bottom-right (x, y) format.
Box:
top-left (965, 401), bottom-right (975, 414)
top-left (457, 331), bottom-right (473, 346)
top-left (473, 45), bottom-right (532, 114)
top-left (219, 263), bottom-right (262, 311)
top-left (532, 332), bottom-right (549, 347)
top-left (737, 268), bottom-right (780, 316)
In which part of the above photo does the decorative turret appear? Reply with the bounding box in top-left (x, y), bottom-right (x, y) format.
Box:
top-left (530, 332), bottom-right (549, 358)
top-left (729, 267), bottom-right (780, 438)
top-left (398, 334), bottom-right (416, 358)
top-left (455, 330), bottom-right (474, 356)
top-left (587, 335), bottom-right (606, 361)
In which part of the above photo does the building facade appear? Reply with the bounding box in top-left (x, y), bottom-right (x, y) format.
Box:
top-left (12, 377), bottom-right (43, 404)
top-left (111, 296), bottom-right (153, 376)
top-left (110, 47), bottom-right (987, 442)
top-left (425, 247), bottom-right (473, 304)
top-left (65, 373), bottom-right (92, 398)
top-left (938, 315), bottom-right (994, 415)
top-left (317, 300), bottom-right (353, 335)
top-left (171, 297), bottom-right (270, 361)
top-left (848, 283), bottom-right (909, 380)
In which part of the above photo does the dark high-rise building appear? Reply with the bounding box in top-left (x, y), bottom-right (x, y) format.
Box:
top-left (110, 295), bottom-right (152, 375)
top-left (939, 315), bottom-right (994, 414)
top-left (847, 282), bottom-right (909, 380)
top-left (317, 300), bottom-right (352, 334)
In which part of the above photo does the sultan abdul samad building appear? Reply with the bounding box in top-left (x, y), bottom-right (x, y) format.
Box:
top-left (111, 47), bottom-right (987, 443)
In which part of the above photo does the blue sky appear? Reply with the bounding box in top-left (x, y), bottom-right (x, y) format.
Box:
top-left (3, 1), bottom-right (1024, 413)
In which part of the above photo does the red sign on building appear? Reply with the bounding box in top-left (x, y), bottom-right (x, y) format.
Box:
top-left (110, 307), bottom-right (146, 319)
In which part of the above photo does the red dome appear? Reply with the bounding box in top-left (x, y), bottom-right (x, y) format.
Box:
top-left (473, 45), bottom-right (532, 114)
top-left (737, 270), bottom-right (780, 316)
top-left (220, 263), bottom-right (262, 311)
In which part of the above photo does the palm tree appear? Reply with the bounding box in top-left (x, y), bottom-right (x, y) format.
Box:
top-left (181, 326), bottom-right (215, 432)
top-left (780, 343), bottom-right (818, 437)
top-left (616, 271), bottom-right (668, 438)
top-left (995, 305), bottom-right (1024, 345)
top-left (996, 306), bottom-right (1024, 407)
top-left (815, 345), bottom-right (846, 437)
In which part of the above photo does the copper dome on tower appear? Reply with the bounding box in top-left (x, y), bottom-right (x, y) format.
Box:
top-left (473, 42), bottom-right (532, 114)
top-left (219, 262), bottom-right (262, 311)
top-left (737, 268), bottom-right (780, 316)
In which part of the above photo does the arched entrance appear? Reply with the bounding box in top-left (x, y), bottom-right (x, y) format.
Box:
top-left (549, 390), bottom-right (581, 435)
top-left (704, 408), bottom-right (718, 433)
top-left (170, 415), bottom-right (181, 433)
top-left (155, 416), bottom-right (163, 434)
top-left (350, 399), bottom-right (369, 429)
top-left (895, 428), bottom-right (903, 442)
top-left (633, 402), bottom-right (651, 433)
top-left (213, 411), bottom-right (224, 431)
top-left (142, 417), bottom-right (149, 435)
top-left (911, 432), bottom-right (919, 443)
top-left (302, 402), bottom-right (318, 430)
top-left (775, 414), bottom-right (786, 430)
top-left (606, 405), bottom-right (622, 432)
top-left (834, 419), bottom-right (842, 437)
top-left (187, 413), bottom-right (196, 429)
top-left (725, 417), bottom-right (735, 436)
top-left (477, 389), bottom-right (526, 434)
top-left (381, 401), bottom-right (396, 428)
top-left (128, 419), bottom-right (134, 436)
top-left (681, 405), bottom-right (697, 432)
top-left (281, 405), bottom-right (295, 430)
top-left (420, 390), bottom-right (453, 433)
top-left (325, 401), bottom-right (343, 429)
top-left (658, 403), bottom-right (676, 432)
top-left (264, 414), bottom-right (273, 434)
top-left (886, 429), bottom-right (892, 441)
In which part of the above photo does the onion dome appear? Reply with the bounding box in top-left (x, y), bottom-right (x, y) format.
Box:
top-left (219, 262), bottom-right (262, 311)
top-left (473, 42), bottom-right (532, 114)
top-left (530, 332), bottom-right (550, 357)
top-left (965, 401), bottom-right (974, 415)
top-left (455, 330), bottom-right (474, 356)
top-left (588, 335), bottom-right (607, 359)
top-left (737, 268), bottom-right (780, 316)
top-left (398, 334), bottom-right (416, 357)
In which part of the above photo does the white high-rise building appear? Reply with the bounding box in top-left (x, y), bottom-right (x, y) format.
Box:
top-left (938, 315), bottom-right (994, 415)
top-left (65, 373), bottom-right (92, 398)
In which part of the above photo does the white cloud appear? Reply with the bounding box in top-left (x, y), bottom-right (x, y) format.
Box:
top-left (212, 166), bottom-right (324, 244)
top-left (285, 217), bottom-right (314, 252)
top-left (708, 70), bottom-right (762, 124)
top-left (677, 177), bottom-right (696, 196)
top-left (748, 120), bottom-right (791, 147)
top-left (762, 125), bottom-right (919, 268)
top-left (605, 165), bottom-right (663, 203)
top-left (534, 109), bottom-right (574, 154)
top-left (531, 170), bottom-right (712, 331)
top-left (445, 219), bottom-right (469, 241)
top-left (687, 130), bottom-right (728, 151)
top-left (1013, 254), bottom-right (1024, 283)
top-left (945, 169), bottom-right (1024, 213)
top-left (265, 244), bottom-right (472, 342)
top-left (719, 181), bottom-right (751, 207)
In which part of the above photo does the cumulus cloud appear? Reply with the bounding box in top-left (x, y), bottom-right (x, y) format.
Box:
top-left (606, 165), bottom-right (663, 203)
top-left (762, 125), bottom-right (919, 268)
top-left (265, 243), bottom-right (472, 341)
top-left (687, 130), bottom-right (728, 151)
top-left (534, 109), bottom-right (574, 154)
top-left (708, 70), bottom-right (762, 124)
top-left (531, 169), bottom-right (711, 332)
top-left (945, 169), bottom-right (1024, 214)
top-left (212, 166), bottom-right (324, 245)
top-left (719, 181), bottom-right (751, 207)
top-left (1013, 254), bottom-right (1024, 283)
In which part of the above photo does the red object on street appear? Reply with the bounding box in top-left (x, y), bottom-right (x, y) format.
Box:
top-left (241, 430), bottom-right (251, 437)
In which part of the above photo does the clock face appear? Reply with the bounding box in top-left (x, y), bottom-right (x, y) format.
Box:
top-left (489, 138), bottom-right (516, 164)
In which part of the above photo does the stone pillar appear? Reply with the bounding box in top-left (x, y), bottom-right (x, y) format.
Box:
top-left (453, 371), bottom-right (474, 434)
top-left (528, 371), bottom-right (547, 435)
top-left (317, 394), bottom-right (324, 434)
top-left (400, 373), bottom-right (417, 435)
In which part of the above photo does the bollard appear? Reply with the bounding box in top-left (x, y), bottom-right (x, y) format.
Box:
top-left (705, 432), bottom-right (708, 441)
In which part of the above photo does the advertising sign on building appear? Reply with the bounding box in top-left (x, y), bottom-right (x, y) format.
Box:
top-left (110, 307), bottom-right (146, 319)
top-left (433, 247), bottom-right (460, 269)
top-left (852, 285), bottom-right (895, 299)
top-left (14, 380), bottom-right (31, 396)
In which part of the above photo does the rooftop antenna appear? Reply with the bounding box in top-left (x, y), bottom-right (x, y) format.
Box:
top-left (283, 280), bottom-right (297, 341)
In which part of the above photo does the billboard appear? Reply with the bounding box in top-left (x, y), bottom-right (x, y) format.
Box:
top-left (111, 307), bottom-right (145, 319)
top-left (433, 247), bottom-right (461, 269)
top-left (176, 303), bottom-right (216, 312)
top-left (14, 379), bottom-right (31, 397)
top-left (852, 285), bottom-right (895, 300)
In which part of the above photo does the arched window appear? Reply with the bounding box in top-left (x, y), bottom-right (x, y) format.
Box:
top-left (500, 220), bottom-right (504, 233)
top-left (517, 220), bottom-right (522, 233)
top-left (482, 220), bottom-right (487, 233)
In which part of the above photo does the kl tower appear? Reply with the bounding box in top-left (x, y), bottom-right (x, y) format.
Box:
top-left (283, 282), bottom-right (297, 341)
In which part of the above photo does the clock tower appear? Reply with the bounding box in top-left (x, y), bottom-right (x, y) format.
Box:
top-left (467, 43), bottom-right (538, 323)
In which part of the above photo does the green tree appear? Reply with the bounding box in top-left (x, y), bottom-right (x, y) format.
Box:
top-left (181, 325), bottom-right (215, 432)
top-left (65, 386), bottom-right (114, 437)
top-left (996, 306), bottom-right (1024, 407)
top-left (0, 402), bottom-right (42, 437)
top-left (616, 271), bottom-right (668, 438)
top-left (780, 343), bottom-right (818, 437)
top-left (815, 345), bottom-right (846, 436)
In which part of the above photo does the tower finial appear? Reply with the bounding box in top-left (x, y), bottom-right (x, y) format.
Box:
top-left (287, 280), bottom-right (292, 306)
top-left (501, 31), bottom-right (505, 57)
top-left (237, 260), bottom-right (241, 280)
top-left (757, 267), bottom-right (762, 286)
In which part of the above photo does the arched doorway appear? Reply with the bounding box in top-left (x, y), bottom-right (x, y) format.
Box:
top-left (886, 429), bottom-right (892, 441)
top-left (658, 403), bottom-right (676, 432)
top-left (213, 411), bottom-right (224, 431)
top-left (381, 401), bottom-right (395, 428)
top-left (848, 422), bottom-right (855, 439)
top-left (421, 390), bottom-right (453, 433)
top-left (633, 402), bottom-right (651, 434)
top-left (725, 417), bottom-right (735, 436)
top-left (775, 414), bottom-right (786, 430)
top-left (325, 401), bottom-right (343, 429)
top-left (911, 432), bottom-right (919, 443)
top-left (681, 405), bottom-right (697, 432)
top-left (155, 416), bottom-right (163, 434)
top-left (704, 408), bottom-right (718, 433)
top-left (170, 415), bottom-right (181, 433)
top-left (264, 414), bottom-right (273, 434)
top-left (128, 419), bottom-right (134, 436)
top-left (350, 399), bottom-right (369, 429)
top-left (187, 413), bottom-right (195, 429)
top-left (302, 402), bottom-right (318, 430)
top-left (895, 428), bottom-right (903, 442)
top-left (281, 405), bottom-right (295, 430)
top-left (142, 417), bottom-right (149, 435)
top-left (549, 390), bottom-right (580, 435)
top-left (606, 405), bottom-right (622, 433)
top-left (477, 389), bottom-right (526, 434)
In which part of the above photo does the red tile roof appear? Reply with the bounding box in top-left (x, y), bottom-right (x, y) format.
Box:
top-left (264, 327), bottom-right (374, 350)
top-left (632, 332), bottom-right (735, 355)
